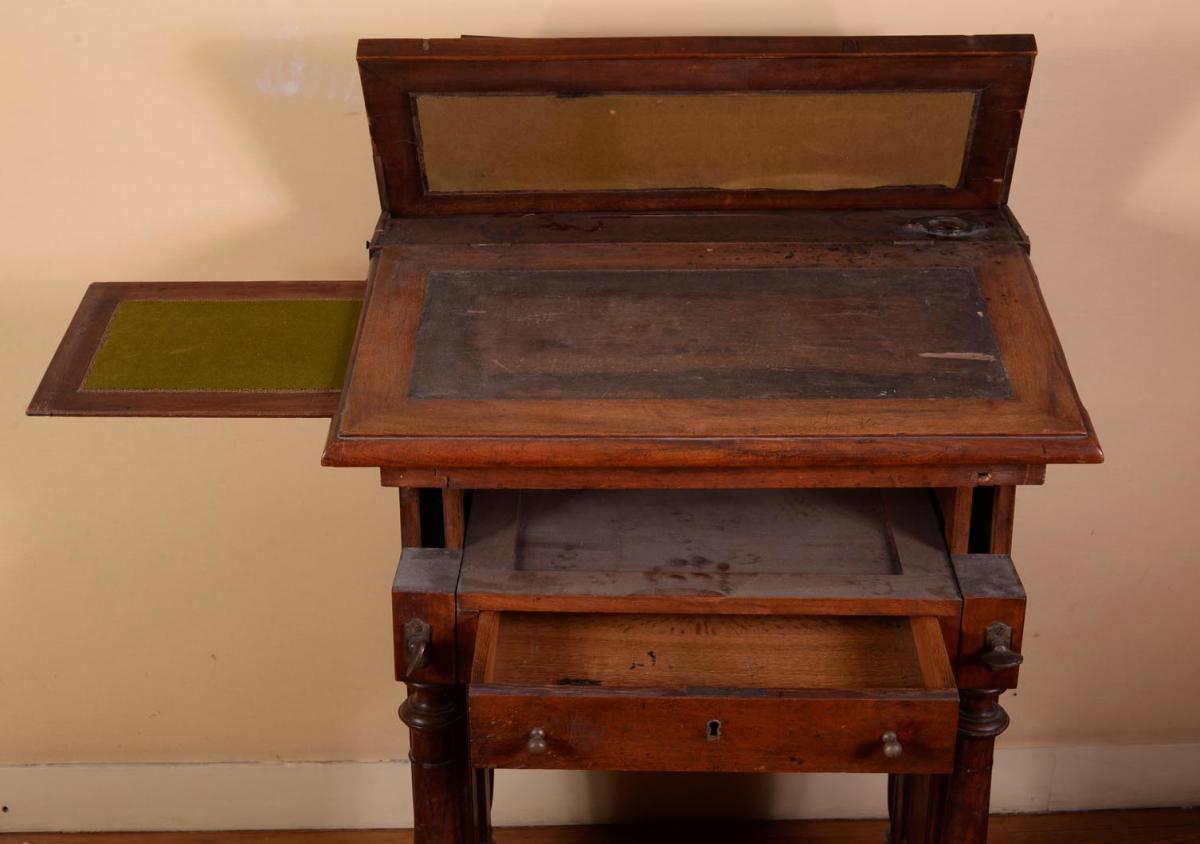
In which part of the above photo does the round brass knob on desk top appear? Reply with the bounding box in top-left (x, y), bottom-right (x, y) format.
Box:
top-left (881, 731), bottom-right (903, 759)
top-left (527, 727), bottom-right (547, 754)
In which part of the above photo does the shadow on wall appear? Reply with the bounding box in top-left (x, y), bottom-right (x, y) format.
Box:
top-left (585, 771), bottom-right (775, 823)
top-left (155, 35), bottom-right (379, 282)
top-left (1000, 41), bottom-right (1200, 745)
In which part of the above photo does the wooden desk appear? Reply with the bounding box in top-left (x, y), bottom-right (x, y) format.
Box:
top-left (31, 34), bottom-right (1100, 844)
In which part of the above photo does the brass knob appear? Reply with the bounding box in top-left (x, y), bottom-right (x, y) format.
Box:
top-left (527, 727), bottom-right (547, 754)
top-left (911, 215), bottom-right (985, 239)
top-left (882, 731), bottom-right (902, 759)
top-left (403, 619), bottom-right (432, 678)
top-left (981, 621), bottom-right (1024, 672)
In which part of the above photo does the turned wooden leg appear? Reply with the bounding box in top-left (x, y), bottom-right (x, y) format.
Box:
top-left (401, 681), bottom-right (472, 844)
top-left (888, 773), bottom-right (905, 841)
top-left (473, 768), bottom-right (494, 844)
top-left (940, 689), bottom-right (1010, 844)
top-left (890, 773), bottom-right (947, 844)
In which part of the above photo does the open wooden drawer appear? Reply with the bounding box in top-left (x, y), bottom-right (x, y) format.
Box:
top-left (468, 611), bottom-right (959, 774)
top-left (457, 489), bottom-right (961, 617)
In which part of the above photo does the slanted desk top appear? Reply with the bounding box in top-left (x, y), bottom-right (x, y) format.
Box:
top-left (326, 238), bottom-right (1096, 470)
top-left (30, 34), bottom-right (1101, 480)
top-left (322, 35), bottom-right (1100, 474)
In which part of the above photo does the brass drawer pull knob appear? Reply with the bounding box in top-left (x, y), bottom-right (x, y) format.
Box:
top-left (882, 731), bottom-right (903, 759)
top-left (527, 727), bottom-right (547, 754)
top-left (981, 621), bottom-right (1024, 672)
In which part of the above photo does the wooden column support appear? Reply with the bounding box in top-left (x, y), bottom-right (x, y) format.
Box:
top-left (474, 768), bottom-right (495, 844)
top-left (940, 689), bottom-right (1011, 844)
top-left (400, 682), bottom-right (474, 844)
top-left (443, 489), bottom-right (466, 550)
top-left (395, 490), bottom-right (479, 843)
top-left (933, 485), bottom-right (1022, 841)
top-left (989, 486), bottom-right (1017, 555)
top-left (400, 488), bottom-right (424, 549)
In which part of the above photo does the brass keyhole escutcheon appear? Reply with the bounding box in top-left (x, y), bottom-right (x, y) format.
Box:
top-left (706, 719), bottom-right (722, 741)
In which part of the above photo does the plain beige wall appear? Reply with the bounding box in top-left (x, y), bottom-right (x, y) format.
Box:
top-left (2, 0), bottom-right (1198, 793)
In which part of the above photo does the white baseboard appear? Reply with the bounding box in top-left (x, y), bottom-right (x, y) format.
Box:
top-left (1, 744), bottom-right (1197, 832)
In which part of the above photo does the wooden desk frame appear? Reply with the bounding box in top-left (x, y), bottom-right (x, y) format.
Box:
top-left (28, 34), bottom-right (1099, 844)
top-left (391, 482), bottom-right (1028, 844)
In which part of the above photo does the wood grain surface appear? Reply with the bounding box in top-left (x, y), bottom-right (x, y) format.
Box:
top-left (378, 464), bottom-right (1046, 491)
top-left (494, 489), bottom-right (902, 575)
top-left (326, 242), bottom-right (1101, 470)
top-left (482, 614), bottom-right (942, 691)
top-left (408, 268), bottom-right (1009, 401)
top-left (377, 208), bottom-right (1028, 248)
top-left (467, 689), bottom-right (958, 773)
top-left (456, 489), bottom-right (960, 617)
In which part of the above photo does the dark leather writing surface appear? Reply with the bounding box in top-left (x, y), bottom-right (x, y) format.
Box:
top-left (410, 268), bottom-right (1009, 401)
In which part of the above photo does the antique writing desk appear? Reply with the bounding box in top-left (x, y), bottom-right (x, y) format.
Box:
top-left (31, 35), bottom-right (1101, 844)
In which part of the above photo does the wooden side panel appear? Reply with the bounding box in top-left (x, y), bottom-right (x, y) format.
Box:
top-left (392, 548), bottom-right (463, 683)
top-left (952, 553), bottom-right (1027, 689)
top-left (937, 488), bottom-right (974, 555)
top-left (29, 281), bottom-right (364, 418)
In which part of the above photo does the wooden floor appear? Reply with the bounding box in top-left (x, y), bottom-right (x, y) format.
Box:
top-left (3, 810), bottom-right (1199, 844)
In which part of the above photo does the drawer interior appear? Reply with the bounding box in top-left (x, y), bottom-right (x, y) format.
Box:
top-left (459, 488), bottom-right (960, 616)
top-left (510, 489), bottom-right (898, 575)
top-left (469, 610), bottom-right (958, 773)
top-left (474, 612), bottom-right (954, 693)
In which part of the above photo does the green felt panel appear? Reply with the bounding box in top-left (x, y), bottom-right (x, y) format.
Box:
top-left (83, 299), bottom-right (361, 392)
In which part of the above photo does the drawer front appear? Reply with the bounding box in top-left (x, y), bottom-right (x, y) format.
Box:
top-left (468, 611), bottom-right (960, 774)
top-left (469, 688), bottom-right (958, 773)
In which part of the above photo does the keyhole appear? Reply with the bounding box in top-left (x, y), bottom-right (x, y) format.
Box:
top-left (706, 719), bottom-right (722, 741)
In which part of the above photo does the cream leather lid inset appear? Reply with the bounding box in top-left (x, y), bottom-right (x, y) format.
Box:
top-left (415, 91), bottom-right (976, 194)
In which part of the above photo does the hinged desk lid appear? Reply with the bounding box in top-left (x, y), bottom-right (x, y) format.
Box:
top-left (324, 239), bottom-right (1101, 471)
top-left (358, 35), bottom-right (1035, 216)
